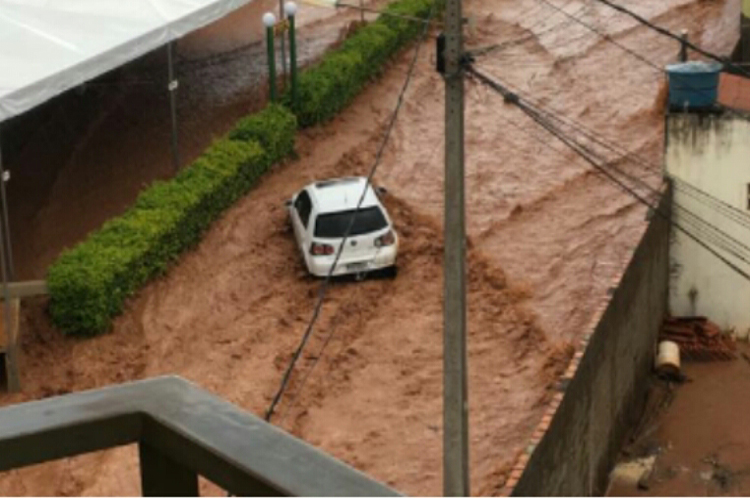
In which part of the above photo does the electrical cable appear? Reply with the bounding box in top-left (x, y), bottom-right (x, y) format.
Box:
top-left (264, 3), bottom-right (435, 423)
top-left (528, 0), bottom-right (750, 124)
top-left (467, 3), bottom-right (591, 58)
top-left (590, 0), bottom-right (750, 78)
top-left (502, 100), bottom-right (750, 263)
top-left (486, 74), bottom-right (750, 231)
top-left (466, 67), bottom-right (750, 265)
top-left (497, 87), bottom-right (750, 232)
top-left (467, 65), bottom-right (750, 281)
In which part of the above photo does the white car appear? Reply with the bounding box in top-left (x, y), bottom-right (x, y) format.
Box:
top-left (286, 177), bottom-right (399, 278)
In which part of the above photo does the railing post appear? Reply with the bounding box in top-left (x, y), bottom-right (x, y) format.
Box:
top-left (139, 441), bottom-right (199, 496)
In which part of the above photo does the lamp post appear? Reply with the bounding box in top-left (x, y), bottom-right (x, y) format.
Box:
top-left (263, 12), bottom-right (278, 102)
top-left (285, 2), bottom-right (299, 109)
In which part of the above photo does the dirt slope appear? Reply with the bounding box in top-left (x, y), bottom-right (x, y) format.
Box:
top-left (0, 0), bottom-right (740, 496)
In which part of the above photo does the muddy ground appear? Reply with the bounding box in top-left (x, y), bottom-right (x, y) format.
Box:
top-left (608, 344), bottom-right (750, 496)
top-left (0, 0), bottom-right (741, 496)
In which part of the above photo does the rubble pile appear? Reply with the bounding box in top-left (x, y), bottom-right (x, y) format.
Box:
top-left (661, 317), bottom-right (736, 361)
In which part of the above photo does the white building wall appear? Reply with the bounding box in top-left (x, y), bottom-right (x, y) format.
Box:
top-left (666, 114), bottom-right (750, 335)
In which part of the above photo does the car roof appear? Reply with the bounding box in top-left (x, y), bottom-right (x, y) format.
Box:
top-left (305, 177), bottom-right (381, 214)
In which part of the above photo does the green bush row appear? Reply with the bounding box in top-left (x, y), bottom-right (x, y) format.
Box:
top-left (288, 0), bottom-right (439, 127)
top-left (47, 104), bottom-right (297, 336)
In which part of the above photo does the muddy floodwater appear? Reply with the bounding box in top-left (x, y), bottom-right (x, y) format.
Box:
top-left (0, 0), bottom-right (741, 495)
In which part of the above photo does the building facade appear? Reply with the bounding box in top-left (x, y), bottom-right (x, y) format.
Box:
top-left (665, 112), bottom-right (750, 336)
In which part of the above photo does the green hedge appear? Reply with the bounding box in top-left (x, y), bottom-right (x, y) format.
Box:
top-left (48, 105), bottom-right (297, 336)
top-left (289, 0), bottom-right (438, 127)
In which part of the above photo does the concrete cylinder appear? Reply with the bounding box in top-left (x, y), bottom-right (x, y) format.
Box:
top-left (656, 340), bottom-right (681, 375)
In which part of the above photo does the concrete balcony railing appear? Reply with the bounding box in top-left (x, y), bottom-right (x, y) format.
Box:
top-left (0, 376), bottom-right (399, 496)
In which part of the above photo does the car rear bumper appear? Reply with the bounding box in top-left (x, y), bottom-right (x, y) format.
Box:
top-left (307, 245), bottom-right (398, 277)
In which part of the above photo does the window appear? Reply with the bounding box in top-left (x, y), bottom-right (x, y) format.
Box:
top-left (314, 207), bottom-right (388, 238)
top-left (294, 190), bottom-right (312, 228)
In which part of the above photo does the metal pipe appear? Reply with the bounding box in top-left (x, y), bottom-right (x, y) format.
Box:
top-left (0, 141), bottom-right (17, 392)
top-left (679, 29), bottom-right (689, 62)
top-left (0, 130), bottom-right (14, 281)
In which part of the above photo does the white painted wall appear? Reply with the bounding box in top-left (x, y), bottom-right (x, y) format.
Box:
top-left (666, 113), bottom-right (750, 335)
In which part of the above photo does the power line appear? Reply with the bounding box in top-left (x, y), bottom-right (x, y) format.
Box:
top-left (467, 65), bottom-right (750, 281)
top-left (468, 65), bottom-right (750, 275)
top-left (466, 66), bottom-right (750, 266)
top-left (264, 4), bottom-right (435, 423)
top-left (488, 73), bottom-right (750, 232)
top-left (590, 0), bottom-right (750, 79)
top-left (499, 93), bottom-right (750, 263)
top-left (467, 3), bottom-right (591, 58)
top-left (527, 0), bottom-right (750, 124)
top-left (488, 75), bottom-right (750, 232)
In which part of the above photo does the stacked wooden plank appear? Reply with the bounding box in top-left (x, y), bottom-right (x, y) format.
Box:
top-left (660, 316), bottom-right (736, 361)
top-left (0, 299), bottom-right (21, 392)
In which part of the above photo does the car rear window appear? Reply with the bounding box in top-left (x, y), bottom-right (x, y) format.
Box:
top-left (314, 207), bottom-right (388, 238)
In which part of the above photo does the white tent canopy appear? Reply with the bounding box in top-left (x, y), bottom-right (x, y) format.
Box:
top-left (0, 0), bottom-right (253, 122)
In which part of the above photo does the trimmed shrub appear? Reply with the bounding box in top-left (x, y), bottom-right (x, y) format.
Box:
top-left (229, 103), bottom-right (297, 162)
top-left (48, 106), bottom-right (297, 336)
top-left (289, 0), bottom-right (439, 127)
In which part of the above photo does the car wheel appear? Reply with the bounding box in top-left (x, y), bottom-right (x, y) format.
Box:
top-left (384, 265), bottom-right (398, 279)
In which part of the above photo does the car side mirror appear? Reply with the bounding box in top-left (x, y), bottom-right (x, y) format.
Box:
top-left (376, 186), bottom-right (388, 196)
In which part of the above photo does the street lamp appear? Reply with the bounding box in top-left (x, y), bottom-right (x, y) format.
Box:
top-left (284, 2), bottom-right (299, 108)
top-left (263, 12), bottom-right (278, 102)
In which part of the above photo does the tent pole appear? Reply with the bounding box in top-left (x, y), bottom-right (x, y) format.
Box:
top-left (0, 138), bottom-right (17, 392)
top-left (0, 130), bottom-right (14, 281)
top-left (167, 43), bottom-right (181, 171)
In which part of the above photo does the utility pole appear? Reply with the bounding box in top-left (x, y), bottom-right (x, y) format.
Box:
top-left (442, 0), bottom-right (469, 495)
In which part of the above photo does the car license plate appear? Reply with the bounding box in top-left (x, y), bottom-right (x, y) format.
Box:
top-left (347, 262), bottom-right (368, 272)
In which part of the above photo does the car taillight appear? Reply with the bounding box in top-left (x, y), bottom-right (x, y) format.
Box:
top-left (374, 230), bottom-right (395, 247)
top-left (310, 242), bottom-right (335, 256)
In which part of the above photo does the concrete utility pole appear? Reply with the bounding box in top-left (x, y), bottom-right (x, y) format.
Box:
top-left (442, 0), bottom-right (469, 495)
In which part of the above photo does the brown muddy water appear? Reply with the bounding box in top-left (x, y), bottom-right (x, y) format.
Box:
top-left (0, 0), bottom-right (741, 495)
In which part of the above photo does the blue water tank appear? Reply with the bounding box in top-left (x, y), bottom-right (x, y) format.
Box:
top-left (666, 61), bottom-right (723, 109)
